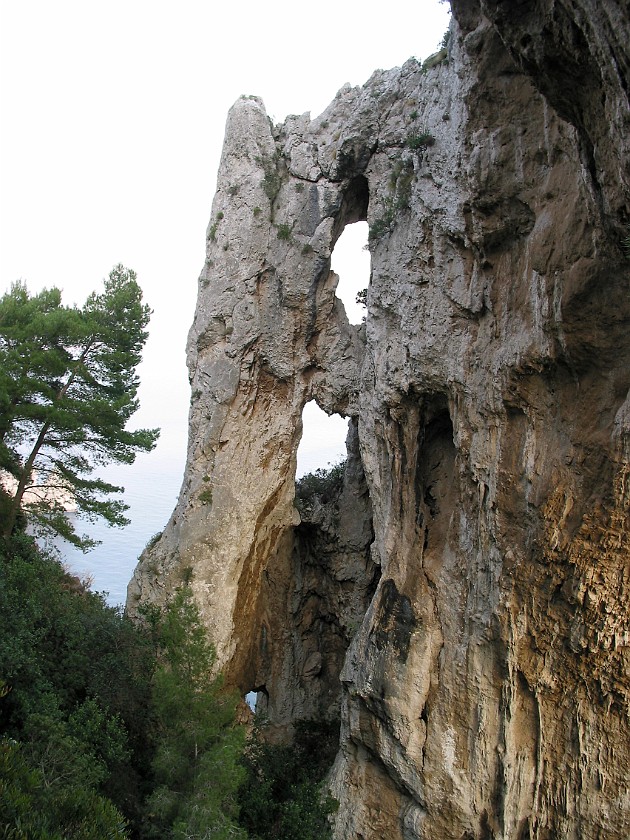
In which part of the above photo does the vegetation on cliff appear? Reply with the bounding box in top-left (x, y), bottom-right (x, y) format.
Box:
top-left (238, 718), bottom-right (338, 840)
top-left (0, 535), bottom-right (245, 838)
top-left (0, 534), bottom-right (338, 838)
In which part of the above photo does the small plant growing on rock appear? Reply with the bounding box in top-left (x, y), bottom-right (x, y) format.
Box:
top-left (208, 211), bottom-right (224, 242)
top-left (199, 488), bottom-right (213, 506)
top-left (422, 46), bottom-right (448, 71)
top-left (146, 530), bottom-right (163, 551)
top-left (406, 130), bottom-right (435, 149)
top-left (368, 211), bottom-right (394, 244)
top-left (257, 152), bottom-right (283, 203)
top-left (276, 223), bottom-right (292, 241)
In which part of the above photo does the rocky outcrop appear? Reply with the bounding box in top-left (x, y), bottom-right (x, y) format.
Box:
top-left (128, 1), bottom-right (630, 837)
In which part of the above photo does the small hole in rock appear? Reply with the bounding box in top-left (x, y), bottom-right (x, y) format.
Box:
top-left (331, 220), bottom-right (370, 326)
top-left (297, 401), bottom-right (348, 478)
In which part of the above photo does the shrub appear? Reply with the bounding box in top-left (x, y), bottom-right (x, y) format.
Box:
top-left (295, 461), bottom-right (345, 512)
top-left (276, 223), bottom-right (292, 241)
top-left (368, 212), bottom-right (394, 244)
top-left (143, 587), bottom-right (246, 840)
top-left (237, 718), bottom-right (339, 840)
top-left (422, 47), bottom-right (448, 71)
top-left (0, 534), bottom-right (155, 835)
top-left (199, 487), bottom-right (213, 505)
top-left (406, 130), bottom-right (435, 149)
top-left (257, 153), bottom-right (283, 203)
top-left (146, 530), bottom-right (163, 550)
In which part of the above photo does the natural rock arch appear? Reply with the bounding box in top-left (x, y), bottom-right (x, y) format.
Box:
top-left (129, 4), bottom-right (630, 837)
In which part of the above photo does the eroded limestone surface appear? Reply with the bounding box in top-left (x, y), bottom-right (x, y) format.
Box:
top-left (129, 1), bottom-right (629, 837)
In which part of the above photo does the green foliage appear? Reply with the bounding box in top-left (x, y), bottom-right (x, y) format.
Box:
top-left (422, 48), bottom-right (448, 71)
top-left (253, 206), bottom-right (262, 217)
top-left (199, 487), bottom-right (213, 505)
top-left (301, 243), bottom-right (313, 255)
top-left (208, 213), bottom-right (224, 242)
top-left (276, 223), bottom-right (292, 241)
top-left (256, 153), bottom-right (283, 204)
top-left (295, 461), bottom-right (345, 513)
top-left (1, 738), bottom-right (129, 840)
top-left (145, 531), bottom-right (163, 551)
top-left (368, 214), bottom-right (394, 244)
top-left (237, 719), bottom-right (339, 840)
top-left (406, 130), bottom-right (435, 149)
top-left (389, 159), bottom-right (415, 210)
top-left (143, 587), bottom-right (246, 840)
top-left (0, 536), bottom-right (249, 839)
top-left (0, 534), bottom-right (156, 836)
top-left (294, 182), bottom-right (305, 193)
top-left (0, 266), bottom-right (159, 548)
top-left (368, 157), bottom-right (417, 245)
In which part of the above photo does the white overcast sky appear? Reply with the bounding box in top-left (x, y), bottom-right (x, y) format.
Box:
top-left (1, 0), bottom-right (451, 473)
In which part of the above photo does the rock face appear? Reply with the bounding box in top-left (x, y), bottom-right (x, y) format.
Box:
top-left (128, 1), bottom-right (630, 837)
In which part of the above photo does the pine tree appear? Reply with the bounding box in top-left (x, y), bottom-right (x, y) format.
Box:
top-left (0, 265), bottom-right (159, 548)
top-left (144, 587), bottom-right (247, 839)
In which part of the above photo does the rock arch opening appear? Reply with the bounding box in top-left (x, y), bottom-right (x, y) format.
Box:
top-left (297, 401), bottom-right (348, 479)
top-left (331, 221), bottom-right (370, 326)
top-left (245, 685), bottom-right (268, 715)
top-left (329, 174), bottom-right (370, 327)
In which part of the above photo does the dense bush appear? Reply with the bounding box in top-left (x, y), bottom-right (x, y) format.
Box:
top-left (237, 719), bottom-right (339, 840)
top-left (294, 461), bottom-right (346, 512)
top-left (0, 535), bottom-right (340, 839)
top-left (0, 536), bottom-right (245, 839)
top-left (0, 533), bottom-right (153, 836)
top-left (142, 587), bottom-right (246, 839)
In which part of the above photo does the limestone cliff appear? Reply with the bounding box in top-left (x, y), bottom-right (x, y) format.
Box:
top-left (128, 1), bottom-right (630, 837)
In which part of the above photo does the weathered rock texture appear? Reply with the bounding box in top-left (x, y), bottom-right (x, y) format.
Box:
top-left (128, 1), bottom-right (630, 837)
